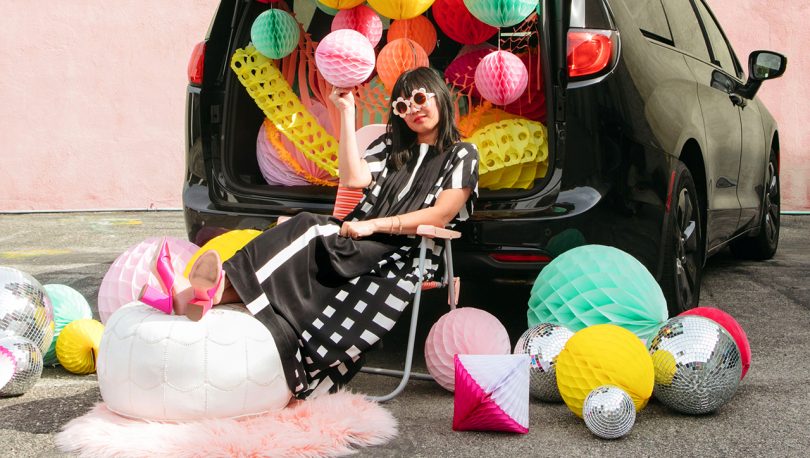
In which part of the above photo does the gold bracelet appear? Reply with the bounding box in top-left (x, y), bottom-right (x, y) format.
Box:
top-left (396, 216), bottom-right (403, 235)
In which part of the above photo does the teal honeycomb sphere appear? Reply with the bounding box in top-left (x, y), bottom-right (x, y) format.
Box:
top-left (528, 245), bottom-right (668, 342)
top-left (43, 284), bottom-right (93, 366)
top-left (251, 9), bottom-right (301, 60)
top-left (463, 0), bottom-right (537, 28)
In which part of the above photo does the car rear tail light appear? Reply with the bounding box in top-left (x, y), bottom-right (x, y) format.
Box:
top-left (490, 253), bottom-right (552, 263)
top-left (567, 30), bottom-right (613, 78)
top-left (188, 41), bottom-right (206, 85)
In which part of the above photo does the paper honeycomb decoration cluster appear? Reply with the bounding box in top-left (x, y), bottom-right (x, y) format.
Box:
top-left (377, 38), bottom-right (429, 92)
top-left (331, 4), bottom-right (383, 47)
top-left (97, 302), bottom-right (292, 421)
top-left (528, 244), bottom-right (668, 342)
top-left (445, 45), bottom-right (496, 99)
top-left (250, 9), bottom-right (300, 60)
top-left (231, 45), bottom-right (340, 176)
top-left (56, 319), bottom-right (104, 375)
top-left (42, 284), bottom-right (93, 366)
top-left (368, 0), bottom-right (435, 20)
top-left (556, 324), bottom-right (654, 417)
top-left (475, 50), bottom-right (529, 106)
top-left (315, 29), bottom-right (377, 88)
top-left (387, 15), bottom-right (437, 55)
top-left (453, 354), bottom-right (530, 433)
top-left (463, 0), bottom-right (537, 28)
top-left (433, 0), bottom-right (497, 45)
top-left (465, 118), bottom-right (548, 190)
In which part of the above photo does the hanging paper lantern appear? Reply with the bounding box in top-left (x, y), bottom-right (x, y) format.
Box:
top-left (424, 308), bottom-right (511, 392)
top-left (556, 324), bottom-right (655, 418)
top-left (475, 50), bottom-right (529, 105)
top-left (315, 29), bottom-right (377, 88)
top-left (250, 9), bottom-right (301, 60)
top-left (367, 0), bottom-right (435, 20)
top-left (453, 354), bottom-right (530, 433)
top-left (527, 245), bottom-right (669, 342)
top-left (376, 38), bottom-right (429, 92)
top-left (97, 237), bottom-right (199, 324)
top-left (184, 229), bottom-right (263, 277)
top-left (463, 0), bottom-right (536, 28)
top-left (42, 284), bottom-right (93, 366)
top-left (679, 307), bottom-right (751, 379)
top-left (445, 45), bottom-right (495, 98)
top-left (387, 16), bottom-right (437, 55)
top-left (314, 1), bottom-right (339, 16)
top-left (56, 319), bottom-right (104, 375)
top-left (320, 0), bottom-right (364, 9)
top-left (331, 5), bottom-right (384, 47)
top-left (433, 0), bottom-right (497, 45)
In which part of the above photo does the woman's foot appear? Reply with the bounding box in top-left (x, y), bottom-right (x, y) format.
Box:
top-left (185, 250), bottom-right (225, 321)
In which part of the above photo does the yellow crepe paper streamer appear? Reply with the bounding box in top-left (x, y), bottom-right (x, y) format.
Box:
top-left (263, 119), bottom-right (338, 187)
top-left (231, 45), bottom-right (339, 176)
top-left (184, 229), bottom-right (263, 277)
top-left (555, 324), bottom-right (654, 418)
top-left (56, 319), bottom-right (104, 375)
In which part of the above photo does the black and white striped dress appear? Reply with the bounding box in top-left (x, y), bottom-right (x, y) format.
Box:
top-left (223, 135), bottom-right (479, 399)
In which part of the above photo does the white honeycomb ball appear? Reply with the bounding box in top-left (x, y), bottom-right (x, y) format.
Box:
top-left (97, 302), bottom-right (292, 421)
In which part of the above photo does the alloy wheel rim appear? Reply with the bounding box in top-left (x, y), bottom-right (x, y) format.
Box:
top-left (764, 161), bottom-right (780, 245)
top-left (675, 187), bottom-right (699, 308)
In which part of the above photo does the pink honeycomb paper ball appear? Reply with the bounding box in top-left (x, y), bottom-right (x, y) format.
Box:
top-left (680, 307), bottom-right (751, 379)
top-left (445, 45), bottom-right (495, 98)
top-left (331, 5), bottom-right (383, 47)
top-left (474, 50), bottom-right (529, 105)
top-left (97, 237), bottom-right (199, 323)
top-left (424, 307), bottom-right (511, 392)
top-left (315, 29), bottom-right (376, 88)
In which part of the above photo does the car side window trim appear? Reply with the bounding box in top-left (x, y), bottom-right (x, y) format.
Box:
top-left (690, 0), bottom-right (745, 81)
top-left (696, 0), bottom-right (745, 79)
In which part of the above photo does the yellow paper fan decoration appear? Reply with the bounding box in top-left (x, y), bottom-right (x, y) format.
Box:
top-left (184, 229), bottom-right (263, 277)
top-left (56, 319), bottom-right (104, 375)
top-left (231, 45), bottom-right (339, 176)
top-left (555, 324), bottom-right (654, 418)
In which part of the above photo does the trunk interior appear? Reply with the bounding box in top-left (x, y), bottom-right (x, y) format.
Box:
top-left (218, 0), bottom-right (557, 211)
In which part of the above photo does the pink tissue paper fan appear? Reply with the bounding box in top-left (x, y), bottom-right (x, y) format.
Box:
top-left (453, 354), bottom-right (530, 434)
top-left (0, 345), bottom-right (16, 392)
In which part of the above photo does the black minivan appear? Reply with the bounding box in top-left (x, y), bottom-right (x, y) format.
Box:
top-left (184, 0), bottom-right (786, 315)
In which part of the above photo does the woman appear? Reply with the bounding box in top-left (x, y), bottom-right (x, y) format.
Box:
top-left (143, 67), bottom-right (479, 399)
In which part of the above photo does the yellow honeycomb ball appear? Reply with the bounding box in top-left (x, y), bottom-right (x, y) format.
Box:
top-left (184, 229), bottom-right (262, 277)
top-left (368, 0), bottom-right (434, 20)
top-left (556, 324), bottom-right (654, 417)
top-left (56, 319), bottom-right (104, 375)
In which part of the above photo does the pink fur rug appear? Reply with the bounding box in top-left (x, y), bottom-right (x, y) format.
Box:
top-left (55, 390), bottom-right (397, 457)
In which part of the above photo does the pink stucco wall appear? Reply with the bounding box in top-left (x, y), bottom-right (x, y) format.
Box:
top-left (0, 1), bottom-right (806, 211)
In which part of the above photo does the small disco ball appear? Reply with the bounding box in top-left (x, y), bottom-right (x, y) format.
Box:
top-left (583, 385), bottom-right (636, 439)
top-left (0, 267), bottom-right (54, 355)
top-left (648, 315), bottom-right (742, 415)
top-left (0, 335), bottom-right (44, 397)
top-left (513, 323), bottom-right (573, 402)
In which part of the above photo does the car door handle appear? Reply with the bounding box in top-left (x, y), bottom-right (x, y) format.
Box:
top-left (729, 93), bottom-right (747, 108)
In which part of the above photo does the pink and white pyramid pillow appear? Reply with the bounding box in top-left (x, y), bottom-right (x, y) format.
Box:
top-left (453, 354), bottom-right (530, 434)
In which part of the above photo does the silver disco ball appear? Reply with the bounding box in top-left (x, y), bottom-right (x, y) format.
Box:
top-left (514, 323), bottom-right (574, 402)
top-left (648, 315), bottom-right (742, 415)
top-left (0, 335), bottom-right (44, 397)
top-left (583, 385), bottom-right (636, 439)
top-left (0, 267), bottom-right (54, 355)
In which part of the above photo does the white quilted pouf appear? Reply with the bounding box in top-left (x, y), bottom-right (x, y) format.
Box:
top-left (97, 302), bottom-right (292, 421)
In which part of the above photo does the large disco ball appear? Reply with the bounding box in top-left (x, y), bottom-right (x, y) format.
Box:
top-left (680, 306), bottom-right (751, 379)
top-left (0, 336), bottom-right (44, 397)
top-left (0, 266), bottom-right (54, 355)
top-left (648, 315), bottom-right (742, 415)
top-left (583, 385), bottom-right (636, 439)
top-left (513, 323), bottom-right (573, 402)
top-left (528, 245), bottom-right (668, 342)
top-left (97, 237), bottom-right (199, 324)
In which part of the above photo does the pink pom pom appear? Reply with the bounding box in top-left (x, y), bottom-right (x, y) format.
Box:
top-left (680, 307), bottom-right (752, 379)
top-left (475, 50), bottom-right (529, 106)
top-left (331, 5), bottom-right (383, 47)
top-left (424, 308), bottom-right (511, 392)
top-left (315, 29), bottom-right (376, 88)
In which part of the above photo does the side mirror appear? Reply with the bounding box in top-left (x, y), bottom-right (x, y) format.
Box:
top-left (738, 51), bottom-right (787, 99)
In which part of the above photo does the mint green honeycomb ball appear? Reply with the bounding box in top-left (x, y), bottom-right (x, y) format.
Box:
top-left (43, 284), bottom-right (93, 366)
top-left (251, 9), bottom-right (301, 60)
top-left (528, 245), bottom-right (668, 342)
top-left (463, 0), bottom-right (537, 28)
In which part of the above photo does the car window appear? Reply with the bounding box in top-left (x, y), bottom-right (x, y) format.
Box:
top-left (694, 0), bottom-right (739, 76)
top-left (624, 0), bottom-right (673, 43)
top-left (661, 0), bottom-right (711, 62)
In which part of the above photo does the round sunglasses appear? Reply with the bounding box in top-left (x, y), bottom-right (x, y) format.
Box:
top-left (392, 88), bottom-right (436, 118)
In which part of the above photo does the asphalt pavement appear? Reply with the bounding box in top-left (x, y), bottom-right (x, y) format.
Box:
top-left (1, 212), bottom-right (809, 457)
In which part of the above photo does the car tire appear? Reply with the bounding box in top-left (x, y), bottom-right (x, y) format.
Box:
top-left (730, 148), bottom-right (780, 260)
top-left (660, 162), bottom-right (704, 316)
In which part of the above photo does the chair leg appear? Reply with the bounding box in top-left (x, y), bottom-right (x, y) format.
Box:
top-left (362, 237), bottom-right (431, 402)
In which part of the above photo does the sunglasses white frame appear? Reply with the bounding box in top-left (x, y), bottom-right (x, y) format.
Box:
top-left (392, 88), bottom-right (436, 118)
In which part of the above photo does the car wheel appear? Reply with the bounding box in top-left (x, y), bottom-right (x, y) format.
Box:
top-left (661, 162), bottom-right (704, 315)
top-left (730, 148), bottom-right (780, 260)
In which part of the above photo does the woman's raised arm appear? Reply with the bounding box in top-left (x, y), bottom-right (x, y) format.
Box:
top-left (329, 88), bottom-right (373, 188)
